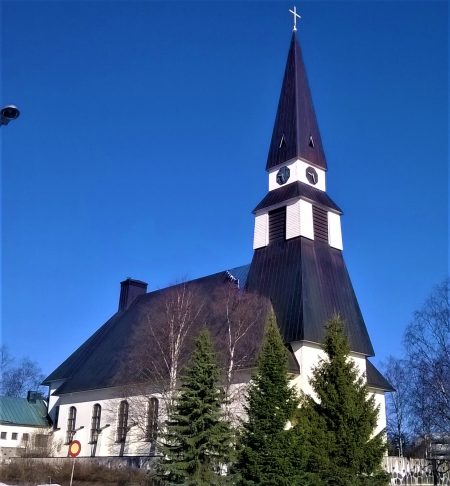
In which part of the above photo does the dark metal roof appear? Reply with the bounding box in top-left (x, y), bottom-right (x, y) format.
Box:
top-left (246, 237), bottom-right (375, 356)
top-left (253, 181), bottom-right (342, 214)
top-left (266, 32), bottom-right (327, 171)
top-left (227, 264), bottom-right (251, 288)
top-left (43, 265), bottom-right (298, 394)
top-left (0, 397), bottom-right (49, 427)
top-left (366, 360), bottom-right (394, 392)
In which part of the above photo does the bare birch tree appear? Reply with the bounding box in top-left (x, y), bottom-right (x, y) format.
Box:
top-left (404, 278), bottom-right (450, 436)
top-left (0, 346), bottom-right (46, 398)
top-left (112, 282), bottom-right (206, 448)
top-left (211, 283), bottom-right (267, 421)
top-left (383, 356), bottom-right (410, 456)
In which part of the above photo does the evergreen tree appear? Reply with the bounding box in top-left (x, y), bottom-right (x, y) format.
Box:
top-left (295, 315), bottom-right (388, 486)
top-left (235, 311), bottom-right (315, 486)
top-left (157, 329), bottom-right (233, 486)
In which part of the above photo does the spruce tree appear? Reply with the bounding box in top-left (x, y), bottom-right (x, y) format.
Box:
top-left (235, 311), bottom-right (314, 486)
top-left (295, 315), bottom-right (388, 486)
top-left (157, 329), bottom-right (233, 486)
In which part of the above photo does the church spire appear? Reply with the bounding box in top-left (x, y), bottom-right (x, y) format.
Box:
top-left (266, 31), bottom-right (327, 171)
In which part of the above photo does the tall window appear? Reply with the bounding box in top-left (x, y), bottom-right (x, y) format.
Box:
top-left (53, 405), bottom-right (60, 430)
top-left (90, 403), bottom-right (102, 444)
top-left (66, 406), bottom-right (77, 444)
top-left (116, 400), bottom-right (129, 443)
top-left (146, 397), bottom-right (159, 442)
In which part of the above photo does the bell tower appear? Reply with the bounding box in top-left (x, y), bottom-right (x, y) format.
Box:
top-left (247, 28), bottom-right (373, 357)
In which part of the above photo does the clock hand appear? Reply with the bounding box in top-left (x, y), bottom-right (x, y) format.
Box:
top-left (307, 170), bottom-right (316, 183)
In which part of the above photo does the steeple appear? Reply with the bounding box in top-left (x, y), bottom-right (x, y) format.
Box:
top-left (266, 32), bottom-right (327, 171)
top-left (247, 22), bottom-right (375, 357)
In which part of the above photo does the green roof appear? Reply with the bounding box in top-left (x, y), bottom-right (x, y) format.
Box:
top-left (0, 396), bottom-right (49, 427)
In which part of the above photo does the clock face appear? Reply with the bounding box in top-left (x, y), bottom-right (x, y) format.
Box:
top-left (306, 166), bottom-right (318, 185)
top-left (276, 166), bottom-right (290, 185)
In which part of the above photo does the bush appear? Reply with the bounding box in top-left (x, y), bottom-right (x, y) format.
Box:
top-left (0, 458), bottom-right (154, 485)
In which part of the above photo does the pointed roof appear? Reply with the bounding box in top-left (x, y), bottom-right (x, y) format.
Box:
top-left (266, 32), bottom-right (327, 171)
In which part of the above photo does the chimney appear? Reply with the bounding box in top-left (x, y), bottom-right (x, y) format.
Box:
top-left (27, 391), bottom-right (42, 403)
top-left (119, 278), bottom-right (148, 311)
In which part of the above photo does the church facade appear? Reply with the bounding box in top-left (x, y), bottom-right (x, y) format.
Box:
top-left (43, 28), bottom-right (392, 459)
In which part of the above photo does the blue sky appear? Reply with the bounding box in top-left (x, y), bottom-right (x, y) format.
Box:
top-left (1, 1), bottom-right (448, 377)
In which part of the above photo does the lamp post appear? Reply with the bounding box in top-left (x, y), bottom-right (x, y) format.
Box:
top-left (0, 105), bottom-right (20, 126)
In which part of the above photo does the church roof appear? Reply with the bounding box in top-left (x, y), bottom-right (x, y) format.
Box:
top-left (266, 32), bottom-right (327, 171)
top-left (366, 360), bottom-right (394, 392)
top-left (253, 180), bottom-right (342, 214)
top-left (43, 266), bottom-right (299, 395)
top-left (247, 237), bottom-right (375, 356)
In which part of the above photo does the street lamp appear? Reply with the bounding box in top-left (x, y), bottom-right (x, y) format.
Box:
top-left (0, 105), bottom-right (20, 126)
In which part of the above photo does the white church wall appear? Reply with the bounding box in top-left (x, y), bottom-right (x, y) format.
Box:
top-left (268, 158), bottom-right (326, 192)
top-left (253, 212), bottom-right (268, 249)
top-left (51, 388), bottom-right (163, 458)
top-left (371, 389), bottom-right (387, 437)
top-left (290, 342), bottom-right (386, 432)
top-left (48, 360), bottom-right (386, 459)
top-left (48, 370), bottom-right (254, 459)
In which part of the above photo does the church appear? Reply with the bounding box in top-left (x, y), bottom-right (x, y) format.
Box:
top-left (42, 18), bottom-right (392, 459)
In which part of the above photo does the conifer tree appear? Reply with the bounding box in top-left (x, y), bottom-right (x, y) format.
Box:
top-left (157, 329), bottom-right (233, 486)
top-left (235, 311), bottom-right (314, 485)
top-left (295, 315), bottom-right (388, 486)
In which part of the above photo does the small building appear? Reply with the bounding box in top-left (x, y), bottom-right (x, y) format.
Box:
top-left (0, 392), bottom-right (51, 461)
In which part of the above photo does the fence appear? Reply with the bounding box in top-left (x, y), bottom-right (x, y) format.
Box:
top-left (384, 456), bottom-right (450, 485)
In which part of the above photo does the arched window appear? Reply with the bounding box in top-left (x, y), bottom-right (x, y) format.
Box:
top-left (116, 400), bottom-right (128, 443)
top-left (146, 397), bottom-right (159, 442)
top-left (66, 406), bottom-right (77, 444)
top-left (90, 403), bottom-right (101, 443)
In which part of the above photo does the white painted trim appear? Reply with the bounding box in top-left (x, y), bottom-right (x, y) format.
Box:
top-left (286, 200), bottom-right (301, 239)
top-left (328, 211), bottom-right (343, 250)
top-left (253, 212), bottom-right (268, 249)
top-left (299, 199), bottom-right (314, 240)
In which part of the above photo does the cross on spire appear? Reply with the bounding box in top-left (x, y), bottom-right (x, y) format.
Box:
top-left (289, 6), bottom-right (301, 32)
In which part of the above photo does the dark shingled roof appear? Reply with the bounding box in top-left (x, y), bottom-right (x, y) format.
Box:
top-left (253, 181), bottom-right (342, 214)
top-left (366, 360), bottom-right (394, 392)
top-left (246, 237), bottom-right (375, 356)
top-left (266, 32), bottom-right (327, 171)
top-left (43, 265), bottom-right (299, 394)
top-left (0, 396), bottom-right (49, 427)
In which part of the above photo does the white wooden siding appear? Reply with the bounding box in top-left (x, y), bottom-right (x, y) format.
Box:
top-left (328, 211), bottom-right (343, 250)
top-left (286, 200), bottom-right (301, 239)
top-left (299, 200), bottom-right (314, 240)
top-left (253, 212), bottom-right (269, 249)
